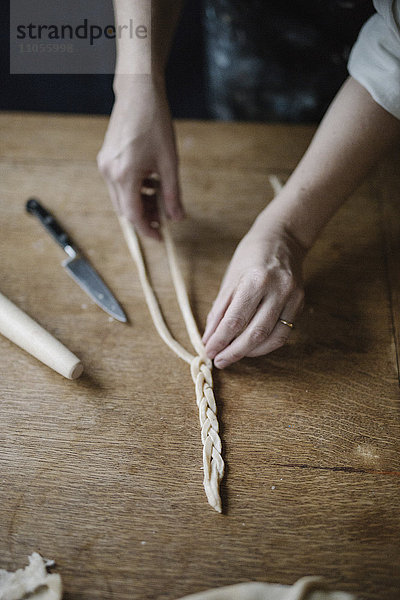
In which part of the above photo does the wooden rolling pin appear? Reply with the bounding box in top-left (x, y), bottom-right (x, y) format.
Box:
top-left (0, 291), bottom-right (83, 379)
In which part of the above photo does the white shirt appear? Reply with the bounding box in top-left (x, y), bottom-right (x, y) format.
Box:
top-left (348, 0), bottom-right (400, 119)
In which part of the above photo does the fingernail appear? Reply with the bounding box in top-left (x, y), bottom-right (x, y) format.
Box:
top-left (214, 359), bottom-right (227, 369)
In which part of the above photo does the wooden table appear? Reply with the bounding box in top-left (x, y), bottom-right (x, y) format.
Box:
top-left (0, 113), bottom-right (399, 600)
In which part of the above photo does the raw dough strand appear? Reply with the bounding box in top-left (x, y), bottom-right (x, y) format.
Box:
top-left (119, 216), bottom-right (193, 364)
top-left (160, 209), bottom-right (207, 360)
top-left (119, 214), bottom-right (224, 513)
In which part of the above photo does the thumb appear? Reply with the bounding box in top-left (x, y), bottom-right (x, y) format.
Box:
top-left (158, 158), bottom-right (185, 221)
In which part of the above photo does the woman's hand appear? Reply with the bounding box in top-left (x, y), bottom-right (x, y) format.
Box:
top-left (97, 75), bottom-right (184, 240)
top-left (202, 77), bottom-right (400, 370)
top-left (202, 213), bottom-right (306, 368)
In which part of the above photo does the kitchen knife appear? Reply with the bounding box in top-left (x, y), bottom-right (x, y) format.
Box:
top-left (26, 198), bottom-right (127, 322)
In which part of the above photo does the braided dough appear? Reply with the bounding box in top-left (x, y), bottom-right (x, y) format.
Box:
top-left (119, 212), bottom-right (224, 513)
top-left (120, 176), bottom-right (283, 512)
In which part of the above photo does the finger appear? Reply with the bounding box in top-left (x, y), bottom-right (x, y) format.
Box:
top-left (204, 282), bottom-right (265, 360)
top-left (140, 180), bottom-right (160, 229)
top-left (158, 159), bottom-right (185, 221)
top-left (212, 295), bottom-right (281, 368)
top-left (246, 318), bottom-right (294, 358)
top-left (142, 173), bottom-right (160, 199)
top-left (202, 289), bottom-right (232, 346)
top-left (247, 289), bottom-right (304, 357)
top-left (142, 192), bottom-right (161, 232)
top-left (105, 180), bottom-right (121, 214)
top-left (116, 178), bottom-right (161, 240)
top-left (215, 289), bottom-right (304, 367)
top-left (97, 152), bottom-right (121, 214)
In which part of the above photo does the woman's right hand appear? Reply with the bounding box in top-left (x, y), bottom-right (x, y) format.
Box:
top-left (97, 74), bottom-right (184, 239)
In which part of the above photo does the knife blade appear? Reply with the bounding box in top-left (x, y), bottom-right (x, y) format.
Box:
top-left (26, 198), bottom-right (127, 322)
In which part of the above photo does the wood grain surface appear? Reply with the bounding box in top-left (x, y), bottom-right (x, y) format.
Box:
top-left (0, 112), bottom-right (399, 600)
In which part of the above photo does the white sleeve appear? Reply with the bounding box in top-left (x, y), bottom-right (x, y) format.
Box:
top-left (348, 3), bottom-right (400, 120)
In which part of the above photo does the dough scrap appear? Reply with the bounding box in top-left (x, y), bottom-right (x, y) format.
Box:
top-left (0, 553), bottom-right (62, 600)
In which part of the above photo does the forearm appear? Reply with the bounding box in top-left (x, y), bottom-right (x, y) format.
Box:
top-left (112, 0), bottom-right (183, 88)
top-left (255, 77), bottom-right (400, 249)
top-left (99, 2), bottom-right (184, 237)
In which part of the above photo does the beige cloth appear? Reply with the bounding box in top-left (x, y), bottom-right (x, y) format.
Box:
top-left (177, 577), bottom-right (356, 600)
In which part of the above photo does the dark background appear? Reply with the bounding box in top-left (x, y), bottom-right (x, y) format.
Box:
top-left (1, 1), bottom-right (373, 122)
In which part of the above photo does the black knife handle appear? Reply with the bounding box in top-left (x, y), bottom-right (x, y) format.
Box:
top-left (26, 198), bottom-right (74, 252)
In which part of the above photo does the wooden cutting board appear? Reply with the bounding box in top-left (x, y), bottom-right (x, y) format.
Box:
top-left (0, 112), bottom-right (399, 600)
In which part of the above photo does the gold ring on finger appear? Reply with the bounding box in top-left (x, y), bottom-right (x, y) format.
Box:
top-left (279, 318), bottom-right (295, 329)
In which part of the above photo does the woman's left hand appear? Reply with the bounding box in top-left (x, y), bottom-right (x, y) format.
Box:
top-left (202, 214), bottom-right (306, 369)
